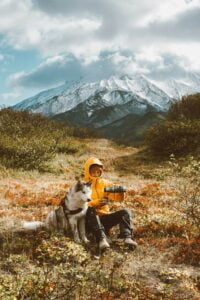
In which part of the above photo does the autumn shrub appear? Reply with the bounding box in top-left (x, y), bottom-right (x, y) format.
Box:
top-left (169, 155), bottom-right (200, 233)
top-left (70, 126), bottom-right (99, 139)
top-left (172, 237), bottom-right (200, 265)
top-left (56, 137), bottom-right (84, 154)
top-left (0, 108), bottom-right (75, 170)
top-left (146, 120), bottom-right (200, 157)
top-left (168, 93), bottom-right (200, 121)
top-left (0, 232), bottom-right (139, 299)
top-left (146, 93), bottom-right (200, 158)
top-left (35, 235), bottom-right (89, 265)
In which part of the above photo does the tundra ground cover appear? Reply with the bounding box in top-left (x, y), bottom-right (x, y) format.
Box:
top-left (0, 139), bottom-right (199, 299)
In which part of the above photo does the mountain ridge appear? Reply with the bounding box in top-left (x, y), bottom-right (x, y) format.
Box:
top-left (13, 73), bottom-right (200, 143)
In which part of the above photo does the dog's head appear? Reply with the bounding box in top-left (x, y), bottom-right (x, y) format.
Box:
top-left (74, 179), bottom-right (92, 203)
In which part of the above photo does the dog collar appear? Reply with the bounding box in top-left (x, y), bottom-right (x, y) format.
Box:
top-left (60, 197), bottom-right (83, 215)
top-left (68, 208), bottom-right (83, 215)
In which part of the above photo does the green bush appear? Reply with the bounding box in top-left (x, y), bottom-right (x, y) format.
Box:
top-left (70, 126), bottom-right (99, 139)
top-left (146, 120), bottom-right (200, 157)
top-left (56, 138), bottom-right (82, 154)
top-left (0, 233), bottom-right (138, 299)
top-left (168, 93), bottom-right (200, 121)
top-left (0, 134), bottom-right (54, 169)
top-left (146, 93), bottom-right (200, 158)
top-left (0, 108), bottom-right (72, 170)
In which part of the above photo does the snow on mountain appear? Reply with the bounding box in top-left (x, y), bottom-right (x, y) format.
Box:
top-left (153, 78), bottom-right (200, 100)
top-left (13, 80), bottom-right (85, 115)
top-left (13, 73), bottom-right (200, 119)
top-left (13, 75), bottom-right (175, 116)
top-left (14, 83), bottom-right (70, 110)
top-left (187, 72), bottom-right (200, 87)
top-left (53, 92), bottom-right (153, 129)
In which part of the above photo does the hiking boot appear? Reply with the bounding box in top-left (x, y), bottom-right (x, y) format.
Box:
top-left (124, 238), bottom-right (138, 248)
top-left (99, 238), bottom-right (110, 250)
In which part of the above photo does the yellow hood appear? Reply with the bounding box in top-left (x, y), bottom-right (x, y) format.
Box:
top-left (83, 157), bottom-right (124, 216)
top-left (84, 157), bottom-right (103, 181)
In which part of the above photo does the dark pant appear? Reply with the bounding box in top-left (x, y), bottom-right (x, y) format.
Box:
top-left (85, 207), bottom-right (133, 242)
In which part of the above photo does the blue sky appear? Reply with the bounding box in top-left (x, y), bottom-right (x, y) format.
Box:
top-left (0, 0), bottom-right (200, 106)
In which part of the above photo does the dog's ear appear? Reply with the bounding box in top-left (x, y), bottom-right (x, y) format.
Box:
top-left (86, 180), bottom-right (92, 187)
top-left (75, 180), bottom-right (83, 192)
top-left (75, 173), bottom-right (84, 180)
top-left (75, 175), bottom-right (80, 181)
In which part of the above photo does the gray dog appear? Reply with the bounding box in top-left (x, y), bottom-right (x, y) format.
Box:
top-left (23, 180), bottom-right (92, 244)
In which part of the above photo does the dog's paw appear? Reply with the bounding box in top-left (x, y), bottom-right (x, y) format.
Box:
top-left (82, 237), bottom-right (90, 244)
top-left (74, 238), bottom-right (81, 244)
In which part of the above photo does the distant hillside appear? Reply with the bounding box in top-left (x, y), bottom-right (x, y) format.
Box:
top-left (98, 111), bottom-right (166, 144)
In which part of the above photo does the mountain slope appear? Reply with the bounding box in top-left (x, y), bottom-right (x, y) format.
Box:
top-left (52, 91), bottom-right (156, 128)
top-left (98, 111), bottom-right (166, 144)
top-left (14, 75), bottom-right (173, 116)
top-left (13, 73), bottom-right (200, 143)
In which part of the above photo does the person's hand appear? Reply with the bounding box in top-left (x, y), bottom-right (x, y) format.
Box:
top-left (97, 197), bottom-right (109, 207)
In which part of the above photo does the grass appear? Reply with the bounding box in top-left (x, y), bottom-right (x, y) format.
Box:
top-left (0, 138), bottom-right (200, 299)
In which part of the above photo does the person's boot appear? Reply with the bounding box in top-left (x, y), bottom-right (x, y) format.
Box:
top-left (124, 237), bottom-right (138, 249)
top-left (99, 237), bottom-right (110, 250)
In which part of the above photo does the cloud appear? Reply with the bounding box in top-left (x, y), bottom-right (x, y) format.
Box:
top-left (144, 53), bottom-right (189, 80)
top-left (8, 50), bottom-right (192, 91)
top-left (1, 0), bottom-right (200, 102)
top-left (0, 90), bottom-right (24, 106)
top-left (1, 0), bottom-right (199, 59)
top-left (146, 6), bottom-right (200, 42)
top-left (33, 0), bottom-right (161, 43)
top-left (8, 54), bottom-right (83, 88)
top-left (0, 0), bottom-right (102, 58)
top-left (8, 52), bottom-right (117, 89)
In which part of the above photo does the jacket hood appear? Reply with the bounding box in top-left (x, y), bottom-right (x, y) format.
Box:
top-left (84, 157), bottom-right (103, 181)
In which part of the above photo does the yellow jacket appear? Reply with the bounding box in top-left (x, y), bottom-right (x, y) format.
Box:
top-left (84, 157), bottom-right (124, 215)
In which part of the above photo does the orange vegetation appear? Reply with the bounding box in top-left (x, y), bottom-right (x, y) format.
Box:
top-left (2, 180), bottom-right (69, 207)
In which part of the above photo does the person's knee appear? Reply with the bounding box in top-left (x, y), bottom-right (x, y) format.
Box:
top-left (121, 208), bottom-right (132, 218)
top-left (86, 206), bottom-right (96, 217)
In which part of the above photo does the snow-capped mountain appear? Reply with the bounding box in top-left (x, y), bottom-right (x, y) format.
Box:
top-left (13, 74), bottom-right (200, 143)
top-left (154, 78), bottom-right (200, 100)
top-left (13, 75), bottom-right (174, 116)
top-left (14, 74), bottom-right (200, 116)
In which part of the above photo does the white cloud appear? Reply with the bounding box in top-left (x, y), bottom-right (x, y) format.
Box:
top-left (8, 54), bottom-right (83, 88)
top-left (0, 90), bottom-right (24, 106)
top-left (169, 42), bottom-right (200, 71)
top-left (1, 0), bottom-right (199, 60)
top-left (0, 0), bottom-right (102, 56)
top-left (135, 49), bottom-right (163, 65)
top-left (1, 0), bottom-right (200, 99)
top-left (8, 48), bottom-right (192, 92)
top-left (140, 0), bottom-right (200, 25)
top-left (8, 71), bottom-right (27, 86)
